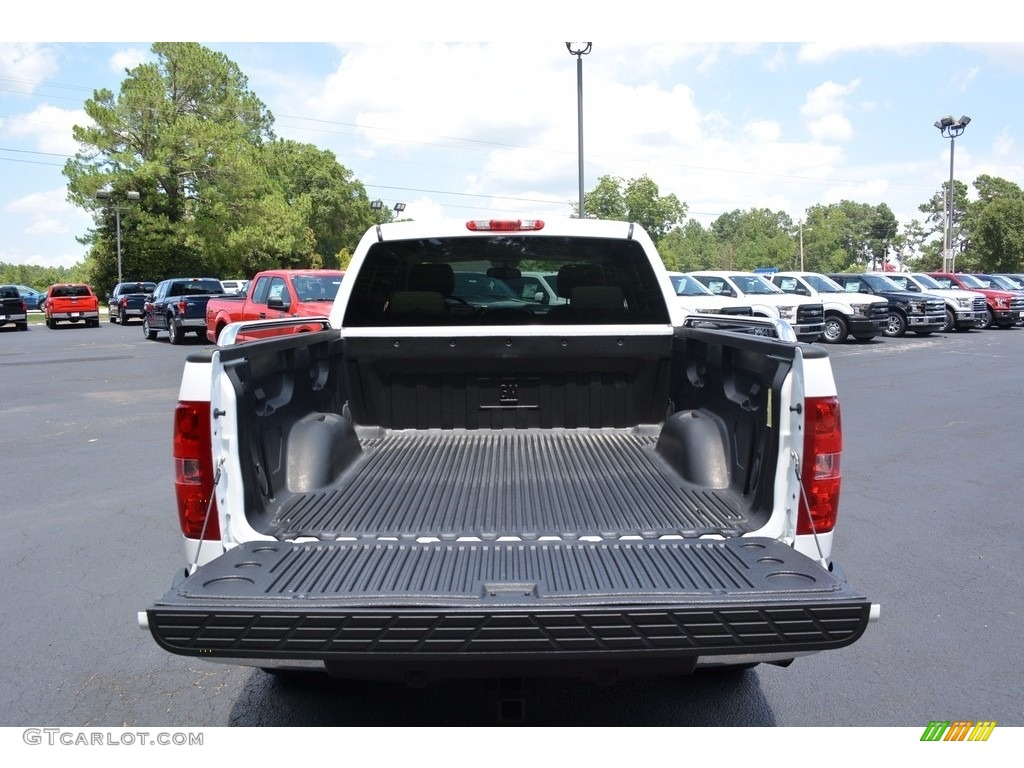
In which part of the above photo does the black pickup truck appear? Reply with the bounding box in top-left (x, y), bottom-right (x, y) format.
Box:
top-left (108, 281), bottom-right (156, 325)
top-left (0, 285), bottom-right (29, 332)
top-left (827, 273), bottom-right (946, 337)
top-left (142, 277), bottom-right (224, 344)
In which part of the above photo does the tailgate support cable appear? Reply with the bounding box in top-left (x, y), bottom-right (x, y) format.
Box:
top-left (189, 459), bottom-right (223, 574)
top-left (791, 451), bottom-right (828, 570)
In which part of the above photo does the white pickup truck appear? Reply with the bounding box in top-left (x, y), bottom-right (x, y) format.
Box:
top-left (687, 270), bottom-right (825, 343)
top-left (769, 271), bottom-right (889, 343)
top-left (666, 271), bottom-right (754, 317)
top-left (142, 217), bottom-right (877, 683)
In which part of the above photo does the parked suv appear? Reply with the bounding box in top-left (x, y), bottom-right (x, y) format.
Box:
top-left (769, 271), bottom-right (888, 343)
top-left (926, 273), bottom-right (1024, 330)
top-left (687, 271), bottom-right (824, 342)
top-left (826, 273), bottom-right (945, 337)
top-left (882, 273), bottom-right (985, 332)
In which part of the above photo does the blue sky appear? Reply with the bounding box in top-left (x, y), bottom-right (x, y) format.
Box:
top-left (2, 4), bottom-right (1022, 268)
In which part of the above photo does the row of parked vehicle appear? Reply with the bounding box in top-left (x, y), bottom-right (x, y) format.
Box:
top-left (668, 270), bottom-right (1024, 343)
top-left (6, 268), bottom-right (1023, 343)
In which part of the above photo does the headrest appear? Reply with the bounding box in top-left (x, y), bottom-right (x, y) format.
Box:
top-left (556, 263), bottom-right (604, 299)
top-left (387, 291), bottom-right (446, 317)
top-left (409, 262), bottom-right (454, 296)
top-left (569, 286), bottom-right (625, 311)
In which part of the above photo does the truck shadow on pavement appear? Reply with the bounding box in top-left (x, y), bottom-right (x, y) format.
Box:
top-left (228, 668), bottom-right (777, 726)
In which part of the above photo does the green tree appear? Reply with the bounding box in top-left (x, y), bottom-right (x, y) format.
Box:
top-left (960, 175), bottom-right (1024, 271)
top-left (658, 220), bottom-right (719, 271)
top-left (262, 139), bottom-right (378, 268)
top-left (972, 197), bottom-right (1024, 272)
top-left (917, 179), bottom-right (970, 264)
top-left (798, 206), bottom-right (855, 273)
top-left (582, 174), bottom-right (687, 242)
top-left (63, 42), bottom-right (380, 295)
top-left (709, 208), bottom-right (794, 271)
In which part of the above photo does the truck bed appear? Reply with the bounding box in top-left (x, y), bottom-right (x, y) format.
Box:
top-left (269, 428), bottom-right (750, 541)
top-left (145, 327), bottom-right (877, 679)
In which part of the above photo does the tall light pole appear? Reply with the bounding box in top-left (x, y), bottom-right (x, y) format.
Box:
top-left (566, 43), bottom-right (592, 218)
top-left (95, 189), bottom-right (140, 285)
top-left (798, 220), bottom-right (809, 271)
top-left (934, 115), bottom-right (971, 272)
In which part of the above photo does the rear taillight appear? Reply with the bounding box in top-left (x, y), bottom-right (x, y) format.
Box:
top-left (173, 400), bottom-right (220, 540)
top-left (178, 299), bottom-right (188, 315)
top-left (798, 395), bottom-right (842, 535)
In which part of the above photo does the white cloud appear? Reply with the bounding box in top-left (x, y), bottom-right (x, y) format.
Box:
top-left (952, 66), bottom-right (980, 92)
top-left (797, 43), bottom-right (927, 64)
top-left (807, 114), bottom-right (854, 143)
top-left (745, 120), bottom-right (781, 143)
top-left (993, 129), bottom-right (1015, 157)
top-left (0, 43), bottom-right (59, 87)
top-left (801, 79), bottom-right (860, 118)
top-left (108, 47), bottom-right (150, 74)
top-left (4, 104), bottom-right (91, 155)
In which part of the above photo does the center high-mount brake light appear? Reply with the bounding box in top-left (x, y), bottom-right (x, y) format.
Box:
top-left (798, 395), bottom-right (842, 535)
top-left (466, 219), bottom-right (545, 232)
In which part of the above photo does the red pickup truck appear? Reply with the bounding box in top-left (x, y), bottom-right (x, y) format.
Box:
top-left (205, 269), bottom-right (344, 343)
top-left (44, 283), bottom-right (100, 329)
top-left (926, 272), bottom-right (1024, 329)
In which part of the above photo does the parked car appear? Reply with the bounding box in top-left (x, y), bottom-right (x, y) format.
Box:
top-left (926, 273), bottom-right (1024, 330)
top-left (12, 285), bottom-right (46, 310)
top-left (826, 273), bottom-right (945, 337)
top-left (44, 283), bottom-right (100, 329)
top-left (882, 273), bottom-right (986, 332)
top-left (142, 277), bottom-right (225, 344)
top-left (107, 281), bottom-right (157, 325)
top-left (769, 271), bottom-right (888, 343)
top-left (686, 270), bottom-right (825, 342)
top-left (0, 284), bottom-right (29, 331)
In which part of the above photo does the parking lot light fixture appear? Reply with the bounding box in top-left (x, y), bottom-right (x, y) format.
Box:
top-left (934, 115), bottom-right (971, 272)
top-left (370, 199), bottom-right (383, 211)
top-left (393, 202), bottom-right (406, 215)
top-left (566, 43), bottom-right (592, 218)
top-left (95, 189), bottom-right (140, 285)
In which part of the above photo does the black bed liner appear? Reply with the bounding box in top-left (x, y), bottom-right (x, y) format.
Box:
top-left (147, 537), bottom-right (871, 671)
top-left (268, 428), bottom-right (748, 541)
